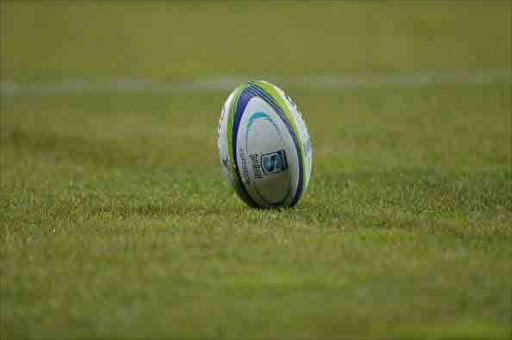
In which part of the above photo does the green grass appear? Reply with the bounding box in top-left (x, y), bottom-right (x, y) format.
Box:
top-left (1, 1), bottom-right (511, 339)
top-left (1, 1), bottom-right (511, 79)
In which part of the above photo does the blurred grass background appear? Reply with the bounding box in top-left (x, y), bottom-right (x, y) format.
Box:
top-left (1, 1), bottom-right (511, 79)
top-left (1, 1), bottom-right (511, 339)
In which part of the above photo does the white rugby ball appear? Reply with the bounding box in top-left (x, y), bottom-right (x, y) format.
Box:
top-left (217, 80), bottom-right (313, 208)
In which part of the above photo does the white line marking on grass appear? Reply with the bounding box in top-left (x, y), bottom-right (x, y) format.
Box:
top-left (1, 69), bottom-right (510, 96)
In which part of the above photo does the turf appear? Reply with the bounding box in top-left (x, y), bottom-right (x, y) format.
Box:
top-left (1, 1), bottom-right (511, 79)
top-left (1, 1), bottom-right (511, 339)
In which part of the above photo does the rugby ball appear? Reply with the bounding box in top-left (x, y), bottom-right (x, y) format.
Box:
top-left (217, 80), bottom-right (313, 208)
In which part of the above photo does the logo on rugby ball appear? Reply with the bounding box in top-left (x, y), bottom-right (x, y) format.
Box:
top-left (261, 150), bottom-right (288, 175)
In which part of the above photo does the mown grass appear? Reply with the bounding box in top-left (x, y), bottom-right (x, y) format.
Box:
top-left (1, 1), bottom-right (511, 339)
top-left (1, 1), bottom-right (511, 79)
top-left (2, 82), bottom-right (510, 339)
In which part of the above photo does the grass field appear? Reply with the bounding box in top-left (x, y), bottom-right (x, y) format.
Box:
top-left (1, 1), bottom-right (511, 339)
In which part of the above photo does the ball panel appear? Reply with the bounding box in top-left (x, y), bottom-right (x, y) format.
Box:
top-left (225, 83), bottom-right (260, 208)
top-left (274, 83), bottom-right (313, 193)
top-left (236, 97), bottom-right (300, 207)
top-left (217, 89), bottom-right (237, 187)
top-left (250, 82), bottom-right (305, 206)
